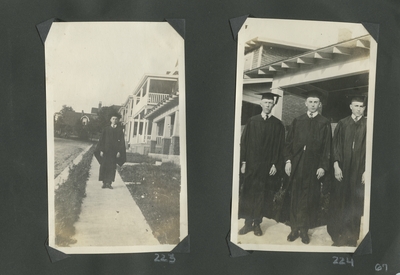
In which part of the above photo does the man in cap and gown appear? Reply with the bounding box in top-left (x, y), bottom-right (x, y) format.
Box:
top-left (284, 91), bottom-right (332, 244)
top-left (239, 92), bottom-right (285, 236)
top-left (327, 96), bottom-right (367, 246)
top-left (94, 111), bottom-right (126, 189)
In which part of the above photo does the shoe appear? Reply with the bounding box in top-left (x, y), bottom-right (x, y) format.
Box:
top-left (287, 230), bottom-right (299, 242)
top-left (102, 183), bottom-right (107, 189)
top-left (238, 224), bottom-right (253, 235)
top-left (300, 231), bottom-right (310, 244)
top-left (253, 224), bottom-right (263, 236)
top-left (107, 184), bottom-right (113, 189)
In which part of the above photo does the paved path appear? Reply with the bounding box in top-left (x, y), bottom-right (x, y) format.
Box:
top-left (71, 156), bottom-right (159, 247)
top-left (237, 218), bottom-right (333, 246)
top-left (236, 217), bottom-right (364, 248)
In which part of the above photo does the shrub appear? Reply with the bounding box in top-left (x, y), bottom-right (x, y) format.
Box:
top-left (54, 145), bottom-right (95, 246)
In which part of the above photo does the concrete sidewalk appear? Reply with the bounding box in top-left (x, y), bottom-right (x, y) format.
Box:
top-left (71, 156), bottom-right (159, 247)
top-left (236, 217), bottom-right (363, 247)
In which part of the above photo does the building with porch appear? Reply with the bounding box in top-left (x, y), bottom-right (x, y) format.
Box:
top-left (145, 92), bottom-right (180, 164)
top-left (241, 31), bottom-right (374, 132)
top-left (119, 73), bottom-right (179, 163)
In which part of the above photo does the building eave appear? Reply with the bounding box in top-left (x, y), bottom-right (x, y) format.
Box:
top-left (245, 35), bottom-right (371, 79)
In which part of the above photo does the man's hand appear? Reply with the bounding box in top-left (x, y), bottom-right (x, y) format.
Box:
top-left (334, 166), bottom-right (343, 182)
top-left (316, 168), bottom-right (325, 179)
top-left (285, 162), bottom-right (291, 176)
top-left (362, 172), bottom-right (365, 184)
top-left (116, 152), bottom-right (121, 158)
top-left (241, 163), bottom-right (246, 174)
top-left (100, 151), bottom-right (104, 157)
top-left (269, 164), bottom-right (277, 176)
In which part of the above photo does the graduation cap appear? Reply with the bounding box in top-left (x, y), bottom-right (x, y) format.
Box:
top-left (256, 91), bottom-right (281, 104)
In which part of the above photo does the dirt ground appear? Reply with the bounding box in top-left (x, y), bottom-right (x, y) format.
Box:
top-left (54, 138), bottom-right (94, 178)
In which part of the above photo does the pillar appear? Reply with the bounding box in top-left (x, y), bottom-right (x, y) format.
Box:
top-left (162, 116), bottom-right (171, 154)
top-left (271, 88), bottom-right (283, 120)
top-left (170, 111), bottom-right (180, 155)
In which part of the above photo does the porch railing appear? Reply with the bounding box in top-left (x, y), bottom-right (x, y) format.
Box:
top-left (148, 93), bottom-right (170, 104)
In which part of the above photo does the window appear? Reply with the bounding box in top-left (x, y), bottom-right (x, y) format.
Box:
top-left (139, 122), bottom-right (143, 135)
top-left (133, 122), bottom-right (138, 136)
top-left (158, 120), bottom-right (165, 136)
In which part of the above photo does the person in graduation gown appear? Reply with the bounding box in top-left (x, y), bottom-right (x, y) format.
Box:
top-left (327, 96), bottom-right (367, 247)
top-left (238, 92), bottom-right (285, 236)
top-left (94, 112), bottom-right (126, 189)
top-left (284, 91), bottom-right (332, 244)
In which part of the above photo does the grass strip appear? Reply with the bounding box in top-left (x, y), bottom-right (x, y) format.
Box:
top-left (125, 152), bottom-right (161, 164)
top-left (118, 162), bottom-right (181, 244)
top-left (54, 145), bottom-right (96, 246)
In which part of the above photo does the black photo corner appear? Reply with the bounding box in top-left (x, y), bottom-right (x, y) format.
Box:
top-left (2, 1), bottom-right (400, 275)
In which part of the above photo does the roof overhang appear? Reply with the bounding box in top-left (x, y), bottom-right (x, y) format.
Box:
top-left (132, 74), bottom-right (178, 96)
top-left (245, 35), bottom-right (371, 79)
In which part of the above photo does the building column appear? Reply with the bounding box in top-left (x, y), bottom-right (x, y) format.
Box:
top-left (143, 120), bottom-right (148, 143)
top-left (150, 121), bottom-right (157, 153)
top-left (162, 116), bottom-right (171, 154)
top-left (170, 111), bottom-right (180, 155)
top-left (172, 111), bottom-right (179, 136)
top-left (128, 121), bottom-right (132, 144)
top-left (271, 88), bottom-right (283, 120)
top-left (138, 113), bottom-right (141, 142)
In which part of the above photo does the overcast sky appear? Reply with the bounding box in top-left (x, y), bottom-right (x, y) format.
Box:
top-left (45, 22), bottom-right (183, 114)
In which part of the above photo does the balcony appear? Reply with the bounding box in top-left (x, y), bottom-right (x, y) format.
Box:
top-left (132, 93), bottom-right (171, 116)
top-left (149, 93), bottom-right (170, 104)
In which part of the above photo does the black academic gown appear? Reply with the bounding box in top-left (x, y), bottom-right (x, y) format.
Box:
top-left (285, 113), bottom-right (332, 230)
top-left (327, 116), bottom-right (366, 244)
top-left (239, 114), bottom-right (285, 222)
top-left (94, 125), bottom-right (126, 183)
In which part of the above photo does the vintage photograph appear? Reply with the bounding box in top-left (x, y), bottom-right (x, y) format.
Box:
top-left (230, 18), bottom-right (377, 252)
top-left (46, 22), bottom-right (187, 254)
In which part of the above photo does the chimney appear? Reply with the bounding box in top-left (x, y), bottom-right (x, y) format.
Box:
top-left (98, 101), bottom-right (102, 109)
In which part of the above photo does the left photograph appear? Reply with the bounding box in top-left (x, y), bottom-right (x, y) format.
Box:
top-left (45, 22), bottom-right (187, 254)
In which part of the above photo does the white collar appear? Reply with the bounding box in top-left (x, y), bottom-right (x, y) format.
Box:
top-left (261, 112), bottom-right (271, 120)
top-left (307, 111), bottom-right (318, 118)
top-left (351, 114), bottom-right (363, 121)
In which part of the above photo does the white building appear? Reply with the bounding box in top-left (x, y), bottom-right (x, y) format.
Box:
top-left (119, 73), bottom-right (179, 159)
top-left (241, 32), bottom-right (374, 127)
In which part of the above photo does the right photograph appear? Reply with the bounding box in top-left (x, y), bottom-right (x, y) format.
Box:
top-left (230, 18), bottom-right (377, 253)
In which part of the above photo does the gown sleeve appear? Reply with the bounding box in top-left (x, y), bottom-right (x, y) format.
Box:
top-left (318, 121), bottom-right (332, 172)
top-left (284, 118), bottom-right (296, 162)
top-left (240, 122), bottom-right (249, 164)
top-left (116, 128), bottom-right (127, 166)
top-left (332, 121), bottom-right (343, 167)
top-left (272, 122), bottom-right (285, 172)
top-left (94, 128), bottom-right (106, 163)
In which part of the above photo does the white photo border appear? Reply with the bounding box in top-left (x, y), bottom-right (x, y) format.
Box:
top-left (46, 21), bottom-right (188, 254)
top-left (230, 18), bottom-right (377, 253)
